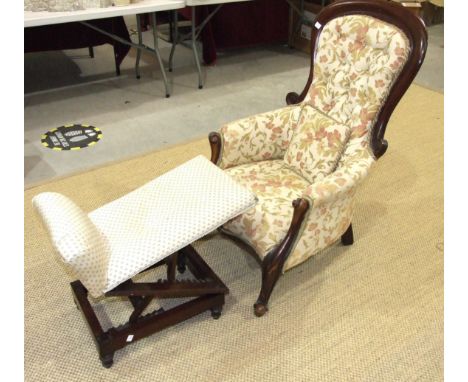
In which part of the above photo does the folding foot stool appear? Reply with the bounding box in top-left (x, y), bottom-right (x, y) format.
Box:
top-left (33, 155), bottom-right (257, 368)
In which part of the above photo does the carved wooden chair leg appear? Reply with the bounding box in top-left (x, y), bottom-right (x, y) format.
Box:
top-left (254, 254), bottom-right (284, 317)
top-left (341, 223), bottom-right (354, 246)
top-left (254, 198), bottom-right (310, 317)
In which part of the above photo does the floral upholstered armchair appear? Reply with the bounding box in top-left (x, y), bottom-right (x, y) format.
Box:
top-left (208, 0), bottom-right (427, 316)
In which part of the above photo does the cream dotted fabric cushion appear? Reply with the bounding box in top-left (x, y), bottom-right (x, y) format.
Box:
top-left (283, 105), bottom-right (350, 184)
top-left (35, 156), bottom-right (256, 297)
top-left (33, 192), bottom-right (110, 298)
top-left (90, 155), bottom-right (256, 293)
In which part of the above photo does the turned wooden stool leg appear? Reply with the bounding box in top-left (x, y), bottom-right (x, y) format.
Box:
top-left (167, 253), bottom-right (177, 282)
top-left (177, 251), bottom-right (186, 274)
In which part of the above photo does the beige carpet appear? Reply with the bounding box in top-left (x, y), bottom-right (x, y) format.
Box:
top-left (24, 84), bottom-right (443, 382)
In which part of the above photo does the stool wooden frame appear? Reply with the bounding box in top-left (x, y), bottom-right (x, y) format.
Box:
top-left (71, 245), bottom-right (228, 368)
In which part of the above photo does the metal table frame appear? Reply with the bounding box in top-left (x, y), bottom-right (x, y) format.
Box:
top-left (24, 1), bottom-right (185, 98)
top-left (25, 1), bottom-right (329, 96)
top-left (166, 0), bottom-right (252, 90)
top-left (166, 5), bottom-right (222, 89)
top-left (163, 0), bottom-right (327, 90)
top-left (82, 13), bottom-right (171, 97)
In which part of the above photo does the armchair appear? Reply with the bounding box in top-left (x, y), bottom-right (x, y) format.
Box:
top-left (209, 0), bottom-right (427, 316)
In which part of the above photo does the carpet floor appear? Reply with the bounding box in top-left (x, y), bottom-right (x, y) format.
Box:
top-left (24, 84), bottom-right (443, 381)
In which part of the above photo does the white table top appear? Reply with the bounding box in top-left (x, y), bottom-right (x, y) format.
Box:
top-left (24, 0), bottom-right (186, 28)
top-left (185, 0), bottom-right (251, 5)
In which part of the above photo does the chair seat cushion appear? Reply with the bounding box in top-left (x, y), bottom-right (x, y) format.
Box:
top-left (88, 155), bottom-right (257, 294)
top-left (223, 160), bottom-right (310, 258)
top-left (283, 105), bottom-right (350, 183)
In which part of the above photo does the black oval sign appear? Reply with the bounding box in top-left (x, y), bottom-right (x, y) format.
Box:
top-left (41, 124), bottom-right (102, 151)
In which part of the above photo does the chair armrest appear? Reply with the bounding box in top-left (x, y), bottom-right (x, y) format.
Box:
top-left (212, 105), bottom-right (302, 169)
top-left (284, 147), bottom-right (375, 271)
top-left (303, 147), bottom-right (376, 207)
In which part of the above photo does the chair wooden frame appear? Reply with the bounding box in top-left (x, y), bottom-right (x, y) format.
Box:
top-left (71, 245), bottom-right (228, 367)
top-left (209, 0), bottom-right (427, 317)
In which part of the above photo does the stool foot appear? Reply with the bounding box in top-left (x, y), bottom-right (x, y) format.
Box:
top-left (100, 353), bottom-right (114, 368)
top-left (210, 306), bottom-right (222, 319)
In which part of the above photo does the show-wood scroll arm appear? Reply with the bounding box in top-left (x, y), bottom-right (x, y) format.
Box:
top-left (209, 0), bottom-right (428, 317)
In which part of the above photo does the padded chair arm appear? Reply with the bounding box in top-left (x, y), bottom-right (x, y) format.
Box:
top-left (303, 148), bottom-right (376, 207)
top-left (212, 105), bottom-right (302, 169)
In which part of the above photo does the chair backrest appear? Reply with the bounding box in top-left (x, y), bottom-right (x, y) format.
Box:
top-left (32, 192), bottom-right (109, 298)
top-left (287, 0), bottom-right (427, 158)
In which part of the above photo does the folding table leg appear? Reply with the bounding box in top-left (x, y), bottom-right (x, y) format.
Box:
top-left (168, 10), bottom-right (178, 73)
top-left (151, 12), bottom-right (171, 98)
top-left (191, 7), bottom-right (204, 90)
top-left (135, 15), bottom-right (143, 80)
top-left (112, 18), bottom-right (121, 76)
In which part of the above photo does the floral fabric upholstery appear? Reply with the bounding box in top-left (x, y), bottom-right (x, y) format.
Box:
top-left (222, 145), bottom-right (375, 270)
top-left (217, 14), bottom-right (410, 272)
top-left (218, 105), bottom-right (302, 170)
top-left (284, 105), bottom-right (350, 184)
top-left (304, 140), bottom-right (375, 207)
top-left (305, 15), bottom-right (410, 135)
top-left (286, 144), bottom-right (375, 270)
top-left (223, 160), bottom-right (310, 258)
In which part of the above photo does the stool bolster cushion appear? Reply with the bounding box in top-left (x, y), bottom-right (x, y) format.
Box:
top-left (33, 192), bottom-right (109, 298)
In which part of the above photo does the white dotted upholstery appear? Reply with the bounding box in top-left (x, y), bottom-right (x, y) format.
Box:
top-left (32, 192), bottom-right (110, 298)
top-left (33, 156), bottom-right (257, 297)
